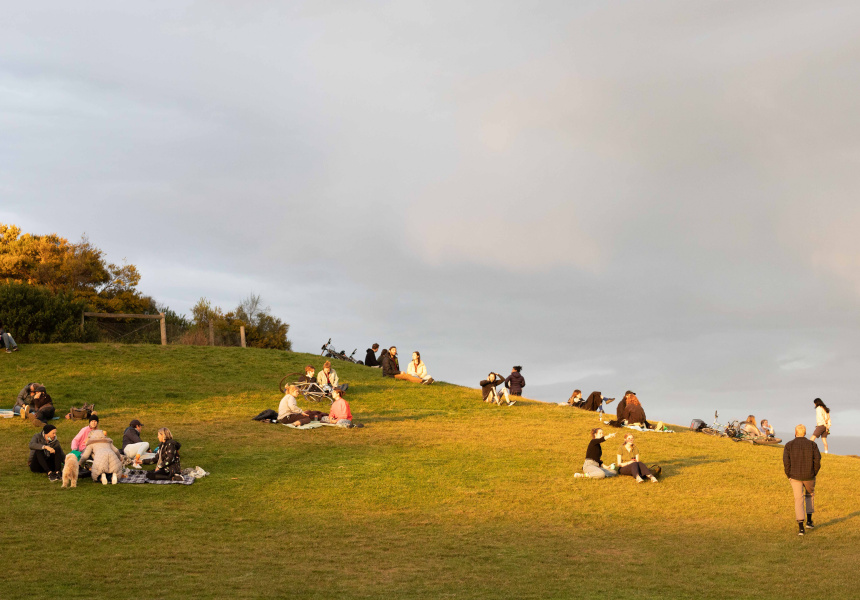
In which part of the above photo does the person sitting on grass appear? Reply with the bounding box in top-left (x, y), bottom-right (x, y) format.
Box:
top-left (79, 429), bottom-right (124, 485)
top-left (317, 361), bottom-right (349, 394)
top-left (741, 415), bottom-right (763, 437)
top-left (70, 414), bottom-right (101, 459)
top-left (30, 388), bottom-right (55, 424)
top-left (322, 388), bottom-right (353, 427)
top-left (381, 346), bottom-right (423, 383)
top-left (365, 343), bottom-right (381, 368)
top-left (279, 385), bottom-right (326, 426)
top-left (14, 382), bottom-right (45, 418)
top-left (122, 419), bottom-right (150, 465)
top-left (616, 434), bottom-right (658, 483)
top-left (297, 365), bottom-right (326, 395)
top-left (480, 372), bottom-right (515, 405)
top-left (576, 428), bottom-right (617, 479)
top-left (0, 322), bottom-right (19, 353)
top-left (28, 423), bottom-right (65, 482)
top-left (504, 366), bottom-right (526, 398)
top-left (406, 351), bottom-right (434, 384)
top-left (146, 427), bottom-right (184, 481)
top-left (760, 419), bottom-right (775, 439)
top-left (617, 392), bottom-right (649, 428)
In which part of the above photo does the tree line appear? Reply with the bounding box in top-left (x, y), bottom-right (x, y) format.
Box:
top-left (0, 223), bottom-right (291, 350)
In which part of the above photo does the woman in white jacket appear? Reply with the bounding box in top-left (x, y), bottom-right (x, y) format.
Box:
top-left (809, 398), bottom-right (832, 454)
top-left (406, 351), bottom-right (434, 385)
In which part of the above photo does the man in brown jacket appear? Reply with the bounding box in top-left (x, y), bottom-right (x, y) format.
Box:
top-left (782, 424), bottom-right (821, 536)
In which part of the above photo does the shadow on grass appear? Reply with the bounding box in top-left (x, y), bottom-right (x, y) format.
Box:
top-left (365, 412), bottom-right (449, 423)
top-left (817, 510), bottom-right (860, 530)
top-left (656, 455), bottom-right (731, 479)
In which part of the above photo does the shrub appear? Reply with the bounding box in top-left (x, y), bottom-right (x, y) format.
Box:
top-left (0, 282), bottom-right (97, 343)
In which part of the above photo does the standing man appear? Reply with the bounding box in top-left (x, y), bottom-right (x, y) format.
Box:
top-left (783, 424), bottom-right (821, 536)
top-left (365, 344), bottom-right (380, 368)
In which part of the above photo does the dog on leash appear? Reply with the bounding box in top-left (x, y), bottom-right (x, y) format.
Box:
top-left (62, 454), bottom-right (79, 488)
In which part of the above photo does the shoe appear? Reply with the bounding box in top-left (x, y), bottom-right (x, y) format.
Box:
top-left (798, 522), bottom-right (805, 536)
top-left (508, 400), bottom-right (516, 406)
top-left (12, 347), bottom-right (18, 352)
top-left (101, 473), bottom-right (108, 485)
top-left (650, 476), bottom-right (659, 483)
top-left (425, 378), bottom-right (434, 385)
top-left (48, 472), bottom-right (59, 482)
top-left (171, 474), bottom-right (185, 482)
top-left (20, 405), bottom-right (29, 419)
top-left (636, 476), bottom-right (644, 483)
top-left (806, 516), bottom-right (814, 529)
top-left (604, 397), bottom-right (615, 405)
top-left (574, 473), bottom-right (583, 478)
top-left (111, 473), bottom-right (118, 485)
top-left (4, 349), bottom-right (10, 354)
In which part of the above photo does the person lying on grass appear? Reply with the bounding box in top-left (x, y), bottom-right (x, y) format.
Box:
top-left (317, 360), bottom-right (349, 394)
top-left (382, 346), bottom-right (424, 383)
top-left (321, 389), bottom-right (353, 427)
top-left (28, 423), bottom-right (65, 482)
top-left (567, 389), bottom-right (583, 407)
top-left (146, 427), bottom-right (183, 481)
top-left (480, 373), bottom-right (515, 406)
top-left (616, 434), bottom-right (658, 483)
top-left (406, 351), bottom-right (434, 384)
top-left (278, 384), bottom-right (326, 426)
top-left (70, 414), bottom-right (101, 460)
top-left (575, 427), bottom-right (617, 479)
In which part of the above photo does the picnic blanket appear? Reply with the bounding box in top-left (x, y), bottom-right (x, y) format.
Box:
top-left (119, 469), bottom-right (195, 485)
top-left (625, 424), bottom-right (675, 433)
top-left (282, 421), bottom-right (325, 430)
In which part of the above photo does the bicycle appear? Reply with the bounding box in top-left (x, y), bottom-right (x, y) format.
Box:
top-left (320, 338), bottom-right (362, 364)
top-left (278, 373), bottom-right (331, 404)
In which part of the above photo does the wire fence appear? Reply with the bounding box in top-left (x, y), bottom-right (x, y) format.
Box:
top-left (92, 320), bottom-right (244, 347)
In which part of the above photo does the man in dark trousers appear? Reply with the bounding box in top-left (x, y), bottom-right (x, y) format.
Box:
top-left (28, 423), bottom-right (65, 481)
top-left (783, 424), bottom-right (821, 536)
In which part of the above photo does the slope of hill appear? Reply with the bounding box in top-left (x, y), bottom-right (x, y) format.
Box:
top-left (1, 345), bottom-right (857, 599)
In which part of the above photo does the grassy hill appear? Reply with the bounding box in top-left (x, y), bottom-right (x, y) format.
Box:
top-left (1, 344), bottom-right (858, 599)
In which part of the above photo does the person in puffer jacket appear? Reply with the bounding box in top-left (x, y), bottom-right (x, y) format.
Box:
top-left (79, 429), bottom-right (124, 485)
top-left (504, 366), bottom-right (525, 397)
top-left (147, 427), bottom-right (183, 481)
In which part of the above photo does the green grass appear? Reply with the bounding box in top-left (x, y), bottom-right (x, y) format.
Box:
top-left (1, 344), bottom-right (858, 599)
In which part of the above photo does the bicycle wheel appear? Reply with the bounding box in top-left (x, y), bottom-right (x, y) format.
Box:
top-left (279, 372), bottom-right (303, 394)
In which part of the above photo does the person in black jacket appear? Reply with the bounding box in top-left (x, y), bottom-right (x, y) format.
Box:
top-left (147, 427), bottom-right (183, 481)
top-left (28, 424), bottom-right (65, 481)
top-left (365, 344), bottom-right (380, 368)
top-left (380, 347), bottom-right (423, 382)
top-left (504, 366), bottom-right (525, 397)
top-left (576, 427), bottom-right (617, 479)
top-left (783, 424), bottom-right (821, 535)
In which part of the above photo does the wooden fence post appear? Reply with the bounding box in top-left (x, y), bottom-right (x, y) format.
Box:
top-left (160, 313), bottom-right (167, 346)
top-left (81, 312), bottom-right (85, 334)
top-left (240, 325), bottom-right (246, 348)
top-left (209, 320), bottom-right (215, 346)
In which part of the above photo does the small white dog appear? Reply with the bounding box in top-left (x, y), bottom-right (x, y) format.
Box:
top-left (62, 454), bottom-right (79, 488)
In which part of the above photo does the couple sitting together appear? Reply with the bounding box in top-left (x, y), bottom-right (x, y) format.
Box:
top-left (28, 421), bottom-right (182, 484)
top-left (299, 362), bottom-right (349, 396)
top-left (479, 367), bottom-right (525, 406)
top-left (379, 347), bottom-right (434, 384)
top-left (278, 385), bottom-right (355, 428)
top-left (13, 382), bottom-right (54, 423)
top-left (576, 428), bottom-right (659, 483)
top-left (740, 415), bottom-right (776, 439)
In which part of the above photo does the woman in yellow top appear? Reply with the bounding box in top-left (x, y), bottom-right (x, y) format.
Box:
top-left (616, 434), bottom-right (658, 483)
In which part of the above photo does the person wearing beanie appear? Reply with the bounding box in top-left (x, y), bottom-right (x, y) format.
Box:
top-left (28, 423), bottom-right (65, 481)
top-left (70, 414), bottom-right (100, 459)
top-left (122, 419), bottom-right (150, 462)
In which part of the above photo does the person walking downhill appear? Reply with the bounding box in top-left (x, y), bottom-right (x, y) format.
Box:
top-left (809, 398), bottom-right (832, 454)
top-left (783, 424), bottom-right (821, 536)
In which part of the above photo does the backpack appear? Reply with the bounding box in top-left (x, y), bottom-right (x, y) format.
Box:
top-left (690, 419), bottom-right (707, 432)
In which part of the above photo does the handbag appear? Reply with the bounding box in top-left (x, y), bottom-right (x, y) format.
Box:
top-left (70, 407), bottom-right (89, 420)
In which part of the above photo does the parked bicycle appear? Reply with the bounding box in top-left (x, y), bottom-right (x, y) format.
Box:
top-left (320, 338), bottom-right (362, 364)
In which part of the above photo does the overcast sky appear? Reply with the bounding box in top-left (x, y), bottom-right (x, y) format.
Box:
top-left (2, 1), bottom-right (859, 447)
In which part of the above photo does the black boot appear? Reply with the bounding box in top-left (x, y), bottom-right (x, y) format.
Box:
top-left (797, 521), bottom-right (805, 536)
top-left (806, 514), bottom-right (814, 529)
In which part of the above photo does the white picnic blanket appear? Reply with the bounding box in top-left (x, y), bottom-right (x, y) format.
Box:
top-left (625, 424), bottom-right (675, 433)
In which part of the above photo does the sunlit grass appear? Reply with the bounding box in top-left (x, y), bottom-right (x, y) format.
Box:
top-left (1, 344), bottom-right (857, 599)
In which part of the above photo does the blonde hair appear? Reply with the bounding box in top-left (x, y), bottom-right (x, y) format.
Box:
top-left (158, 427), bottom-right (173, 440)
top-left (288, 385), bottom-right (299, 396)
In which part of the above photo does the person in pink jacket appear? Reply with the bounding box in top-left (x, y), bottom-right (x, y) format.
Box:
top-left (70, 414), bottom-right (100, 459)
top-left (323, 389), bottom-right (353, 427)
